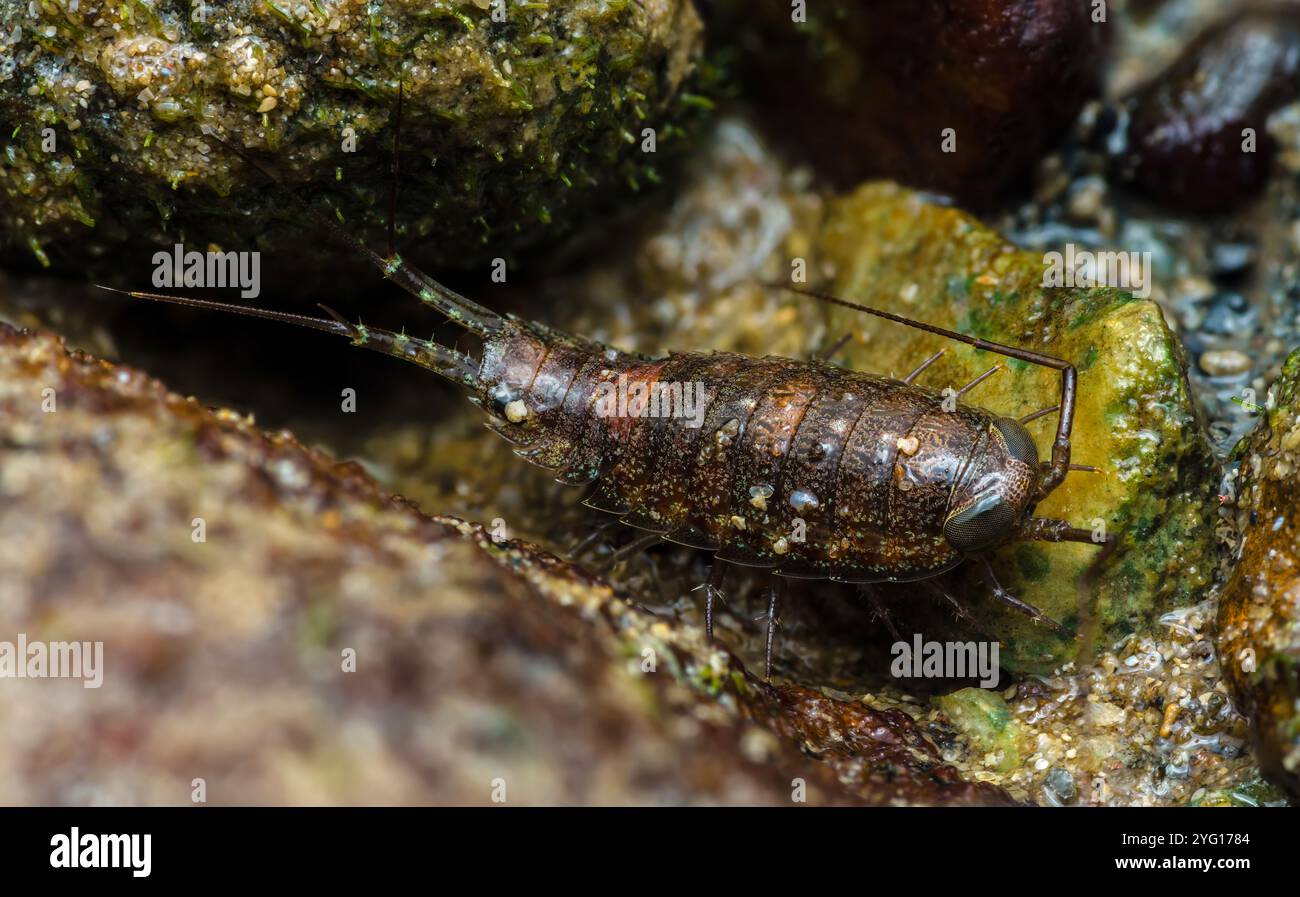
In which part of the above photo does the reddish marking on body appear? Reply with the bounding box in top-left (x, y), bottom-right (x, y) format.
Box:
top-left (603, 360), bottom-right (669, 442)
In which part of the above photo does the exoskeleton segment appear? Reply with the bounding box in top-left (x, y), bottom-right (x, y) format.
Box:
top-left (104, 132), bottom-right (1113, 681)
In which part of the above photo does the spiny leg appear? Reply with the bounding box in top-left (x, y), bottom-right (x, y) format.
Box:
top-left (921, 579), bottom-right (993, 639)
top-left (1018, 517), bottom-right (1118, 661)
top-left (857, 583), bottom-right (903, 642)
top-left (697, 561), bottom-right (728, 642)
top-left (1018, 517), bottom-right (1118, 580)
top-left (978, 558), bottom-right (1071, 636)
top-left (763, 575), bottom-right (787, 681)
top-left (903, 349), bottom-right (945, 385)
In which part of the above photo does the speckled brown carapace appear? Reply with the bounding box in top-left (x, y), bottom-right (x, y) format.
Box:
top-left (478, 323), bottom-right (1041, 584)
top-left (108, 179), bottom-right (1110, 680)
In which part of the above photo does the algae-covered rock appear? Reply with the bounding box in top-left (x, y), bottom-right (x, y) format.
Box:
top-left (704, 0), bottom-right (1106, 206)
top-left (0, 321), bottom-right (1013, 806)
top-left (1219, 347), bottom-right (1300, 799)
top-left (814, 183), bottom-right (1222, 673)
top-left (934, 689), bottom-right (1022, 774)
top-left (0, 0), bottom-right (705, 281)
top-left (1190, 776), bottom-right (1292, 808)
top-left (939, 603), bottom-right (1273, 806)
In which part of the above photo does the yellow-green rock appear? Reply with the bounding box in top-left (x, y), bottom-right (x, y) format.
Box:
top-left (816, 183), bottom-right (1222, 673)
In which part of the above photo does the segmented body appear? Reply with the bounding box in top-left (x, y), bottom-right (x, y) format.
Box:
top-left (110, 143), bottom-right (1105, 677)
top-left (475, 318), bottom-right (1022, 583)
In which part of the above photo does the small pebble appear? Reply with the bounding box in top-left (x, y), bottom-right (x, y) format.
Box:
top-left (1201, 292), bottom-right (1254, 335)
top-left (1045, 767), bottom-right (1078, 803)
top-left (1066, 177), bottom-right (1106, 223)
top-left (1198, 349), bottom-right (1252, 378)
top-left (1210, 239), bottom-right (1257, 278)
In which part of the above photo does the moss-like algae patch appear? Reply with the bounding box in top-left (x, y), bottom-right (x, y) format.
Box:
top-left (817, 183), bottom-right (1222, 673)
top-left (0, 0), bottom-right (705, 283)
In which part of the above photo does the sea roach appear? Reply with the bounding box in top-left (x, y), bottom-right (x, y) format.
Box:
top-left (102, 134), bottom-right (1113, 681)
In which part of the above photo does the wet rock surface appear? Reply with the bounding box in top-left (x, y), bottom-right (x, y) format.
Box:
top-left (324, 119), bottom-right (1270, 805)
top-left (1220, 348), bottom-right (1300, 799)
top-left (0, 322), bottom-right (1013, 805)
top-left (0, 0), bottom-right (705, 283)
top-left (2, 0), bottom-right (1296, 808)
top-left (932, 600), bottom-right (1279, 806)
top-left (816, 183), bottom-right (1223, 674)
top-left (705, 0), bottom-right (1107, 207)
top-left (1119, 5), bottom-right (1300, 214)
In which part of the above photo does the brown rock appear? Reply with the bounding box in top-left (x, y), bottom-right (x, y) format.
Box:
top-left (708, 0), bottom-right (1107, 206)
top-left (1121, 6), bottom-right (1300, 214)
top-left (0, 323), bottom-right (1011, 806)
top-left (1220, 348), bottom-right (1300, 799)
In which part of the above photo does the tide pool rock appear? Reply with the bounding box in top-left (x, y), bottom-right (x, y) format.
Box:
top-left (1220, 348), bottom-right (1300, 799)
top-left (815, 182), bottom-right (1222, 674)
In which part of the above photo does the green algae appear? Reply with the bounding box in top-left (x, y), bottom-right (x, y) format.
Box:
top-left (1191, 775), bottom-right (1291, 808)
top-left (816, 183), bottom-right (1223, 674)
top-left (935, 688), bottom-right (1022, 773)
top-left (0, 0), bottom-right (706, 283)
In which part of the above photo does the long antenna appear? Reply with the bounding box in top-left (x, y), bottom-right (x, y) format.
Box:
top-left (101, 286), bottom-right (351, 336)
top-left (98, 286), bottom-right (480, 385)
top-left (197, 123), bottom-right (503, 338)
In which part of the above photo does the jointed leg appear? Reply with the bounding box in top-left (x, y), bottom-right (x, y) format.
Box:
top-left (978, 558), bottom-right (1071, 636)
top-left (816, 333), bottom-right (854, 363)
top-left (700, 561), bottom-right (728, 641)
top-left (858, 584), bottom-right (903, 642)
top-left (763, 576), bottom-right (786, 681)
top-left (921, 579), bottom-right (992, 637)
top-left (1018, 516), bottom-right (1118, 586)
top-left (1018, 517), bottom-right (1113, 550)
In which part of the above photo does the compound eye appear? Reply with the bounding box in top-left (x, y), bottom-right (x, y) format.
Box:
top-left (944, 497), bottom-right (1019, 553)
top-left (994, 418), bottom-right (1039, 467)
